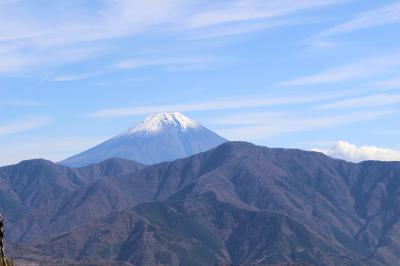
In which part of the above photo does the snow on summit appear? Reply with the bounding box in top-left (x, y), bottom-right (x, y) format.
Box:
top-left (61, 111), bottom-right (226, 166)
top-left (123, 112), bottom-right (200, 135)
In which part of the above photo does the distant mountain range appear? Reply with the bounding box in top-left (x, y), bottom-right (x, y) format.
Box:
top-left (61, 112), bottom-right (227, 167)
top-left (2, 142), bottom-right (400, 265)
top-left (0, 158), bottom-right (143, 224)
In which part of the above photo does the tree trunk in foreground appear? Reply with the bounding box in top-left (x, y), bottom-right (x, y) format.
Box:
top-left (0, 215), bottom-right (7, 266)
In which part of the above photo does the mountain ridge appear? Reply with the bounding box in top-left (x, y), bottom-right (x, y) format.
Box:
top-left (0, 158), bottom-right (144, 223)
top-left (6, 141), bottom-right (400, 265)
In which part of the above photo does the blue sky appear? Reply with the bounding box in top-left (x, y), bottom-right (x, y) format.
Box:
top-left (1, 0), bottom-right (400, 165)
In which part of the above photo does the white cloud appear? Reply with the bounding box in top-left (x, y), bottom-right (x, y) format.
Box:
top-left (318, 141), bottom-right (400, 162)
top-left (0, 50), bottom-right (33, 74)
top-left (0, 116), bottom-right (50, 136)
top-left (368, 77), bottom-right (400, 90)
top-left (321, 2), bottom-right (400, 36)
top-left (0, 0), bottom-right (183, 74)
top-left (0, 0), bottom-right (349, 75)
top-left (214, 110), bottom-right (394, 141)
top-left (189, 0), bottom-right (345, 28)
top-left (52, 71), bottom-right (102, 82)
top-left (187, 21), bottom-right (280, 39)
top-left (0, 43), bottom-right (104, 75)
top-left (86, 91), bottom-right (356, 118)
top-left (0, 0), bottom-right (182, 47)
top-left (0, 100), bottom-right (39, 107)
top-left (317, 93), bottom-right (400, 109)
top-left (277, 54), bottom-right (400, 87)
top-left (115, 56), bottom-right (219, 70)
top-left (187, 16), bottom-right (325, 40)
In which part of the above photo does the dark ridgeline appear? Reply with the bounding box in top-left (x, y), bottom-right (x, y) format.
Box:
top-left (0, 158), bottom-right (144, 224)
top-left (1, 142), bottom-right (400, 265)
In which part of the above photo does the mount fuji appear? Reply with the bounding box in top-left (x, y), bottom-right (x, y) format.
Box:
top-left (61, 112), bottom-right (227, 167)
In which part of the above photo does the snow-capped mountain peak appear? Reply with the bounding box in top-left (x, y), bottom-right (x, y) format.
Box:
top-left (61, 112), bottom-right (226, 167)
top-left (122, 112), bottom-right (200, 135)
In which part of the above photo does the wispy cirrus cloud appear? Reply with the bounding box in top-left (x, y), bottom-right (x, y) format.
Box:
top-left (317, 93), bottom-right (400, 109)
top-left (187, 16), bottom-right (330, 40)
top-left (0, 43), bottom-right (105, 75)
top-left (213, 110), bottom-right (395, 140)
top-left (86, 90), bottom-right (356, 118)
top-left (0, 50), bottom-right (33, 74)
top-left (187, 21), bottom-right (280, 39)
top-left (367, 77), bottom-right (400, 90)
top-left (0, 0), bottom-right (349, 75)
top-left (0, 116), bottom-right (50, 136)
top-left (0, 0), bottom-right (183, 47)
top-left (277, 53), bottom-right (400, 87)
top-left (52, 71), bottom-right (102, 82)
top-left (188, 0), bottom-right (346, 28)
top-left (0, 0), bottom-right (184, 74)
top-left (321, 2), bottom-right (400, 36)
top-left (115, 56), bottom-right (221, 71)
top-left (0, 100), bottom-right (40, 107)
top-left (317, 141), bottom-right (400, 162)
top-left (54, 54), bottom-right (224, 80)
